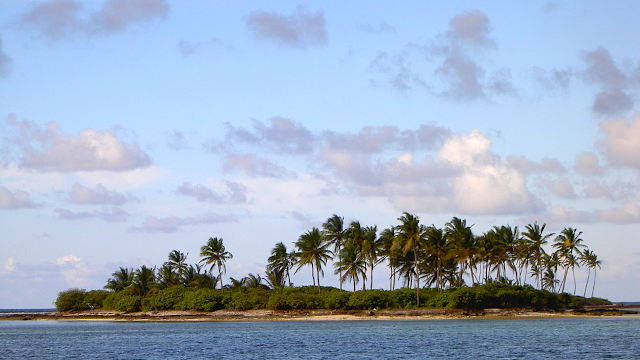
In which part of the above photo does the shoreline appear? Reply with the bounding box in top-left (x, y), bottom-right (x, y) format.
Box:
top-left (2, 307), bottom-right (636, 322)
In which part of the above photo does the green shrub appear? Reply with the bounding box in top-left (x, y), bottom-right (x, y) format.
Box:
top-left (448, 287), bottom-right (477, 309)
top-left (180, 289), bottom-right (225, 311)
top-left (103, 291), bottom-right (141, 312)
top-left (84, 290), bottom-right (109, 309)
top-left (324, 291), bottom-right (351, 310)
top-left (347, 290), bottom-right (389, 309)
top-left (389, 288), bottom-right (417, 308)
top-left (55, 288), bottom-right (89, 311)
top-left (142, 286), bottom-right (191, 311)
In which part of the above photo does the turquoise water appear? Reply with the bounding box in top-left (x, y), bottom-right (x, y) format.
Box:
top-left (1, 317), bottom-right (639, 359)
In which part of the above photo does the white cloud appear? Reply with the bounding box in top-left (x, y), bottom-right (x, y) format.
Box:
top-left (246, 6), bottom-right (326, 48)
top-left (0, 186), bottom-right (40, 210)
top-left (56, 206), bottom-right (129, 222)
top-left (130, 212), bottom-right (239, 233)
top-left (537, 175), bottom-right (578, 199)
top-left (575, 151), bottom-right (606, 175)
top-left (540, 203), bottom-right (640, 224)
top-left (16, 0), bottom-right (169, 39)
top-left (2, 115), bottom-right (151, 172)
top-left (599, 113), bottom-right (640, 168)
top-left (69, 183), bottom-right (131, 205)
top-left (0, 34), bottom-right (12, 78)
top-left (3, 257), bottom-right (16, 274)
top-left (176, 181), bottom-right (248, 204)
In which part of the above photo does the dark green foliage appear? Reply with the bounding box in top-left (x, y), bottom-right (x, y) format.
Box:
top-left (180, 289), bottom-right (225, 311)
top-left (54, 288), bottom-right (89, 311)
top-left (347, 290), bottom-right (390, 309)
top-left (103, 291), bottom-right (141, 312)
top-left (324, 291), bottom-right (351, 310)
top-left (388, 288), bottom-right (417, 308)
top-left (142, 285), bottom-right (191, 311)
top-left (84, 290), bottom-right (110, 309)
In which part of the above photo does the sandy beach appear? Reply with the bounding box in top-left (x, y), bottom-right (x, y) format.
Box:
top-left (2, 307), bottom-right (635, 322)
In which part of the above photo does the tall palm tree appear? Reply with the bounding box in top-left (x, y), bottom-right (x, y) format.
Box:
top-left (553, 228), bottom-right (586, 293)
top-left (157, 263), bottom-right (180, 289)
top-left (394, 212), bottom-right (426, 307)
top-left (322, 214), bottom-right (347, 291)
top-left (200, 237), bottom-right (233, 290)
top-left (445, 217), bottom-right (475, 287)
top-left (167, 250), bottom-right (188, 280)
top-left (424, 225), bottom-right (451, 293)
top-left (105, 267), bottom-right (134, 291)
top-left (522, 222), bottom-right (554, 290)
top-left (580, 249), bottom-right (596, 297)
top-left (362, 225), bottom-right (379, 290)
top-left (334, 243), bottom-right (367, 292)
top-left (294, 227), bottom-right (333, 294)
top-left (378, 226), bottom-right (397, 290)
top-left (132, 265), bottom-right (156, 295)
top-left (589, 252), bottom-right (602, 298)
top-left (267, 242), bottom-right (294, 287)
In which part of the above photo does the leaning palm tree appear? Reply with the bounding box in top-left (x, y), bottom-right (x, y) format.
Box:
top-left (200, 237), bottom-right (233, 290)
top-left (322, 215), bottom-right (347, 291)
top-left (589, 252), bottom-right (602, 298)
top-left (394, 212), bottom-right (426, 307)
top-left (553, 228), bottom-right (586, 293)
top-left (167, 250), bottom-right (188, 281)
top-left (522, 222), bottom-right (554, 290)
top-left (580, 249), bottom-right (596, 297)
top-left (104, 267), bottom-right (134, 291)
top-left (294, 227), bottom-right (333, 294)
top-left (334, 243), bottom-right (367, 292)
top-left (362, 225), bottom-right (379, 290)
top-left (267, 242), bottom-right (294, 287)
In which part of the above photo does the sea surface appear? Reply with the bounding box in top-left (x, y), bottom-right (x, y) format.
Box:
top-left (1, 316), bottom-right (639, 359)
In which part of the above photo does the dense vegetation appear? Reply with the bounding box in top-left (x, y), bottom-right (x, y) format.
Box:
top-left (55, 213), bottom-right (606, 312)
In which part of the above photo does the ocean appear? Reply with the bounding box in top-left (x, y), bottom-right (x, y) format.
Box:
top-left (1, 317), bottom-right (639, 359)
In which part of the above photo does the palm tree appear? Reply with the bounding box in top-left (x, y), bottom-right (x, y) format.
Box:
top-left (553, 228), bottom-right (586, 293)
top-left (445, 217), bottom-right (475, 287)
top-left (167, 250), bottom-right (188, 280)
top-left (334, 243), bottom-right (367, 292)
top-left (580, 249), bottom-right (596, 297)
top-left (265, 268), bottom-right (285, 289)
top-left (156, 263), bottom-right (179, 289)
top-left (105, 267), bottom-right (134, 291)
top-left (522, 222), bottom-right (554, 290)
top-left (267, 242), bottom-right (295, 287)
top-left (588, 252), bottom-right (602, 298)
top-left (362, 225), bottom-right (379, 290)
top-left (294, 227), bottom-right (333, 294)
top-left (378, 226), bottom-right (397, 290)
top-left (132, 265), bottom-right (156, 295)
top-left (322, 214), bottom-right (347, 291)
top-left (394, 212), bottom-right (426, 307)
top-left (424, 225), bottom-right (451, 293)
top-left (200, 237), bottom-right (233, 290)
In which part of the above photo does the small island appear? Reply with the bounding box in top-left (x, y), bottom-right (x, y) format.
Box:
top-left (42, 213), bottom-right (632, 321)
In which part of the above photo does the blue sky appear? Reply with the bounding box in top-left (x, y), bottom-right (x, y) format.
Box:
top-left (1, 0), bottom-right (640, 308)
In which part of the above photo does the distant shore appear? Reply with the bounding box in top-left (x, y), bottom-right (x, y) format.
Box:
top-left (2, 306), bottom-right (636, 322)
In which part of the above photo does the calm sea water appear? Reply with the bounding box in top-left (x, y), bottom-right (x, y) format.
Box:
top-left (1, 317), bottom-right (639, 359)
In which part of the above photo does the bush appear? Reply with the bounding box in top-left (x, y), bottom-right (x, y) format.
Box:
top-left (55, 288), bottom-right (89, 311)
top-left (448, 287), bottom-right (477, 309)
top-left (180, 289), bottom-right (225, 311)
top-left (324, 292), bottom-right (351, 310)
top-left (347, 290), bottom-right (389, 310)
top-left (84, 290), bottom-right (110, 309)
top-left (142, 286), bottom-right (191, 311)
top-left (103, 291), bottom-right (141, 312)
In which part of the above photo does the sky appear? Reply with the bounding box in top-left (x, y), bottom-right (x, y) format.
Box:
top-left (1, 0), bottom-right (640, 308)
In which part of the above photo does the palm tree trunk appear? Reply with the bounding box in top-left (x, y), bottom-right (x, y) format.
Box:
top-left (219, 267), bottom-right (223, 290)
top-left (572, 266), bottom-right (577, 296)
top-left (316, 264), bottom-right (321, 294)
top-left (583, 268), bottom-right (591, 297)
top-left (468, 259), bottom-right (475, 287)
top-left (414, 246), bottom-right (420, 307)
top-left (311, 262), bottom-right (316, 287)
top-left (561, 267), bottom-right (568, 293)
top-left (369, 259), bottom-right (374, 290)
top-left (591, 267), bottom-right (597, 298)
